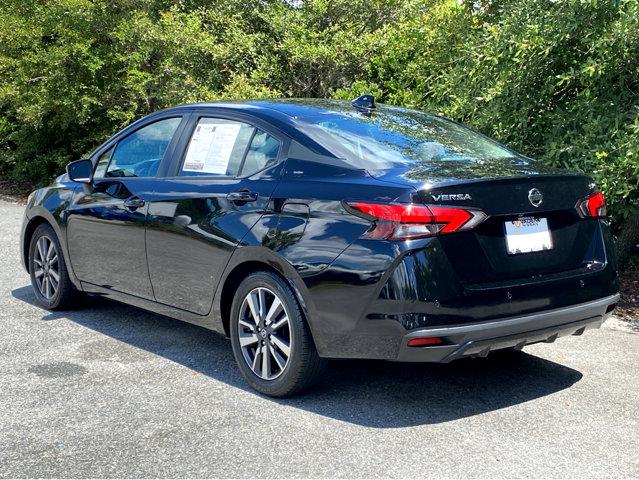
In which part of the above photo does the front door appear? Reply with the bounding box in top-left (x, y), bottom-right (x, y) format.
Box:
top-left (66, 116), bottom-right (185, 299)
top-left (145, 114), bottom-right (286, 314)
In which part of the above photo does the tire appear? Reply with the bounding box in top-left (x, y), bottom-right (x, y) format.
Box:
top-left (28, 223), bottom-right (82, 310)
top-left (229, 271), bottom-right (325, 397)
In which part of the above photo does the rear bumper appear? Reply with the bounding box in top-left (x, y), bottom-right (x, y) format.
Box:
top-left (395, 293), bottom-right (619, 362)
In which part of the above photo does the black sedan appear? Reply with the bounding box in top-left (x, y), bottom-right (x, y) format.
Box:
top-left (20, 96), bottom-right (620, 396)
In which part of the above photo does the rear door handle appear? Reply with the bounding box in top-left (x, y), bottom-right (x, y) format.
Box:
top-left (227, 190), bottom-right (258, 203)
top-left (124, 197), bottom-right (145, 211)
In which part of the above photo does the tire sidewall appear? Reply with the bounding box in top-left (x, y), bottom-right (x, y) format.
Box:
top-left (229, 272), bottom-right (307, 396)
top-left (28, 224), bottom-right (66, 309)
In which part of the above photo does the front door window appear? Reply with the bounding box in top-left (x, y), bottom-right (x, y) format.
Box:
top-left (101, 117), bottom-right (182, 178)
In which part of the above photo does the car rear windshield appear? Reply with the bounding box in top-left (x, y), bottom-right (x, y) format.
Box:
top-left (296, 105), bottom-right (518, 172)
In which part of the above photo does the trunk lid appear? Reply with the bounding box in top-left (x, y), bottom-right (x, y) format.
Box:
top-left (413, 174), bottom-right (604, 285)
top-left (418, 174), bottom-right (592, 216)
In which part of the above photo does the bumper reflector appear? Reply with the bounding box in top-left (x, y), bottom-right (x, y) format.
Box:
top-left (407, 337), bottom-right (443, 347)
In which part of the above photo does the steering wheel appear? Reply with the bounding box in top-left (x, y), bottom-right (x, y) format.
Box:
top-left (133, 159), bottom-right (160, 177)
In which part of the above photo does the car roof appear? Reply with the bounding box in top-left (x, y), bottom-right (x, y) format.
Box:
top-left (165, 98), bottom-right (394, 125)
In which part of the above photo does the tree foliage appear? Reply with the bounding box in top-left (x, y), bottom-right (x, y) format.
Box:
top-left (1, 0), bottom-right (638, 262)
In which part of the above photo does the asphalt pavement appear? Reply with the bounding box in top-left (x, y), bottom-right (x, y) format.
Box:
top-left (0, 199), bottom-right (637, 478)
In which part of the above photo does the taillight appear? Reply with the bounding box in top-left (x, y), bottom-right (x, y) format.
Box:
top-left (576, 192), bottom-right (606, 218)
top-left (345, 202), bottom-right (487, 240)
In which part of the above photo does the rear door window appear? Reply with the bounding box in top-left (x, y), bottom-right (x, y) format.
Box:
top-left (239, 130), bottom-right (281, 176)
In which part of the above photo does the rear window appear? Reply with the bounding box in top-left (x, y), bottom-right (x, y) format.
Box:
top-left (297, 106), bottom-right (517, 172)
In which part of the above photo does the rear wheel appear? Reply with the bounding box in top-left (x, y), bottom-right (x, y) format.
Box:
top-left (28, 223), bottom-right (81, 310)
top-left (229, 271), bottom-right (325, 397)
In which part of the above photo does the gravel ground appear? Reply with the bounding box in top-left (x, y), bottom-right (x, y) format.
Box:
top-left (0, 199), bottom-right (638, 479)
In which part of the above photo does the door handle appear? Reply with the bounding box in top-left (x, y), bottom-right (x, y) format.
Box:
top-left (124, 197), bottom-right (145, 211)
top-left (227, 190), bottom-right (258, 203)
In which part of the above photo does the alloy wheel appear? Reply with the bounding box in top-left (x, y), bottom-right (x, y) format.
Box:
top-left (33, 236), bottom-right (60, 300)
top-left (237, 287), bottom-right (292, 380)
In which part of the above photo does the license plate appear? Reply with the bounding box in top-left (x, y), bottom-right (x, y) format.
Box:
top-left (505, 217), bottom-right (553, 255)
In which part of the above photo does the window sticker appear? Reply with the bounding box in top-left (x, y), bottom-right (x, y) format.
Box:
top-left (182, 123), bottom-right (242, 174)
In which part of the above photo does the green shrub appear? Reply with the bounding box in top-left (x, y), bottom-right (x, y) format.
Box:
top-left (337, 0), bottom-right (639, 264)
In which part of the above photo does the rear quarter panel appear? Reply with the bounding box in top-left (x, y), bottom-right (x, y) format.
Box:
top-left (212, 158), bottom-right (416, 347)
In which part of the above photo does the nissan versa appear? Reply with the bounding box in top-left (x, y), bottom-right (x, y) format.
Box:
top-left (20, 96), bottom-right (620, 396)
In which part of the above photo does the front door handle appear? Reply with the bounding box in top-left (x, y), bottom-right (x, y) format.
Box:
top-left (124, 197), bottom-right (145, 211)
top-left (227, 190), bottom-right (258, 203)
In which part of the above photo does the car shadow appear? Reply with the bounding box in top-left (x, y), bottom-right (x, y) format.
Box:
top-left (12, 285), bottom-right (583, 428)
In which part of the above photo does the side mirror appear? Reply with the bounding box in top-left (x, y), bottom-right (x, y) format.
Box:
top-left (67, 159), bottom-right (93, 183)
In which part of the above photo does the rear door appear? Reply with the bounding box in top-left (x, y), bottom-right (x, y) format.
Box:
top-left (66, 115), bottom-right (186, 299)
top-left (145, 111), bottom-right (287, 314)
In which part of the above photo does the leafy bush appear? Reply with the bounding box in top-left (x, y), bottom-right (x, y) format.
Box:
top-left (0, 0), bottom-right (277, 181)
top-left (345, 0), bottom-right (639, 263)
top-left (1, 0), bottom-right (637, 263)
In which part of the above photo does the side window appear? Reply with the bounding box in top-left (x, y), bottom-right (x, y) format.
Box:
top-left (239, 129), bottom-right (281, 176)
top-left (93, 146), bottom-right (114, 179)
top-left (105, 117), bottom-right (182, 178)
top-left (180, 118), bottom-right (255, 177)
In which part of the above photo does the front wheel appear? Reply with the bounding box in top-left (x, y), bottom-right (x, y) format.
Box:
top-left (28, 223), bottom-right (82, 310)
top-left (229, 271), bottom-right (325, 397)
